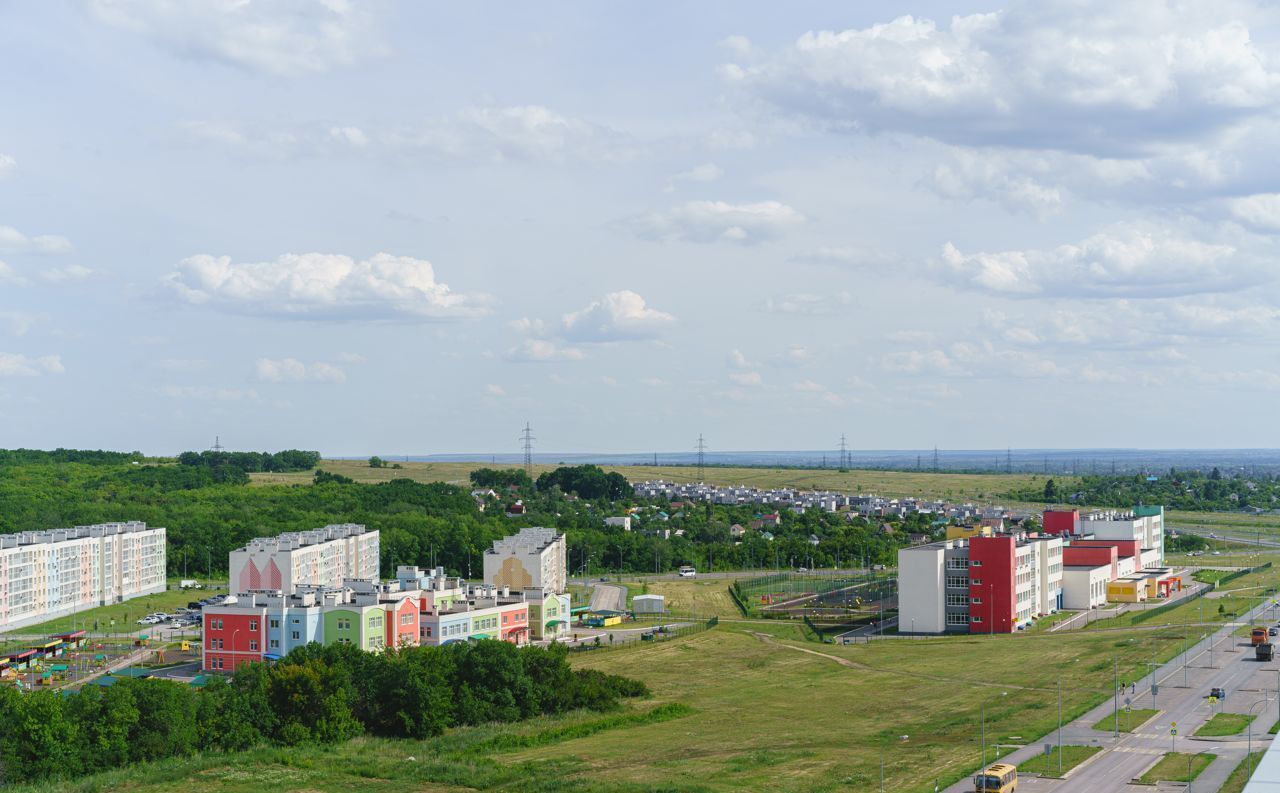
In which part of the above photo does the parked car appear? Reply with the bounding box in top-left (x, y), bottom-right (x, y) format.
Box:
top-left (1209, 687), bottom-right (1227, 699)
top-left (1269, 628), bottom-right (1276, 637)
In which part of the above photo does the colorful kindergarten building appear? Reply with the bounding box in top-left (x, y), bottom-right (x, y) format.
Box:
top-left (202, 565), bottom-right (570, 672)
top-left (899, 506), bottom-right (1173, 634)
top-left (0, 522), bottom-right (167, 631)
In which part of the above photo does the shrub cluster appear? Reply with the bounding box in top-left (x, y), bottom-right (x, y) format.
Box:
top-left (0, 640), bottom-right (646, 786)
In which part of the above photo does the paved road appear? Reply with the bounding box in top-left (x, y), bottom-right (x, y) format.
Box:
top-left (1177, 525), bottom-right (1280, 550)
top-left (942, 598), bottom-right (1280, 793)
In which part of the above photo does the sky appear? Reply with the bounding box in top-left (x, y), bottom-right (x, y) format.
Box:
top-left (2, 0), bottom-right (1280, 456)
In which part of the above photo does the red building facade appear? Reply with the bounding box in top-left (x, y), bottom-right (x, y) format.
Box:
top-left (967, 536), bottom-right (1016, 634)
top-left (1043, 510), bottom-right (1081, 536)
top-left (203, 605), bottom-right (267, 672)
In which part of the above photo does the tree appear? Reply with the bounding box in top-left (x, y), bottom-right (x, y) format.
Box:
top-left (1043, 478), bottom-right (1058, 501)
top-left (369, 456), bottom-right (385, 468)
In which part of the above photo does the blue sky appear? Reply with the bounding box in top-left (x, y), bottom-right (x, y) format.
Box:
top-left (2, 1), bottom-right (1279, 456)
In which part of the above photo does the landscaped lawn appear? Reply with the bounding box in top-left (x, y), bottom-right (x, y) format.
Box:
top-left (1194, 712), bottom-right (1256, 737)
top-left (1017, 745), bottom-right (1101, 777)
top-left (1136, 751), bottom-right (1215, 784)
top-left (2, 586), bottom-right (222, 637)
top-left (1220, 752), bottom-right (1266, 793)
top-left (1091, 708), bottom-right (1159, 733)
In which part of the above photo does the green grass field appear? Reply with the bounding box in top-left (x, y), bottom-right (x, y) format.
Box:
top-left (32, 618), bottom-right (1210, 793)
top-left (1017, 745), bottom-right (1101, 777)
top-left (1221, 752), bottom-right (1265, 793)
top-left (1091, 708), bottom-right (1158, 733)
top-left (1194, 712), bottom-right (1256, 737)
top-left (0, 586), bottom-right (221, 638)
top-left (250, 459), bottom-right (1068, 502)
top-left (640, 579), bottom-right (746, 618)
top-left (1136, 751), bottom-right (1214, 784)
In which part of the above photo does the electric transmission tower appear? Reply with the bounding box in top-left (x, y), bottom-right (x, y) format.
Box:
top-left (838, 433), bottom-right (849, 470)
top-left (210, 435), bottom-right (224, 452)
top-left (520, 423), bottom-right (535, 481)
top-left (932, 445), bottom-right (940, 472)
top-left (696, 434), bottom-right (707, 482)
top-left (1006, 448), bottom-right (1012, 474)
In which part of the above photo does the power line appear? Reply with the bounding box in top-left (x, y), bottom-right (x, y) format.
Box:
top-left (696, 434), bottom-right (707, 482)
top-left (520, 423), bottom-right (535, 481)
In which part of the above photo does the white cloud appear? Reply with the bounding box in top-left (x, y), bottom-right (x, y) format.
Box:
top-left (922, 149), bottom-right (1062, 215)
top-left (163, 251), bottom-right (490, 320)
top-left (336, 351), bottom-right (366, 364)
top-left (0, 312), bottom-right (40, 337)
top-left (793, 379), bottom-right (842, 405)
top-left (484, 384), bottom-right (506, 397)
top-left (37, 265), bottom-right (93, 283)
top-left (1228, 193), bottom-right (1280, 231)
top-left (729, 371), bottom-right (763, 386)
top-left (254, 357), bottom-right (347, 384)
top-left (0, 154), bottom-right (14, 178)
top-left (0, 225), bottom-right (72, 255)
top-left (505, 339), bottom-right (585, 362)
top-left (771, 345), bottom-right (813, 367)
top-left (940, 223), bottom-right (1250, 298)
top-left (624, 200), bottom-right (804, 244)
top-left (0, 353), bottom-right (63, 377)
top-left (728, 349), bottom-right (757, 370)
top-left (729, 3), bottom-right (1280, 156)
top-left (665, 163), bottom-right (723, 191)
top-left (87, 0), bottom-right (382, 76)
top-left (759, 292), bottom-right (852, 315)
top-left (159, 385), bottom-right (258, 401)
top-left (561, 290), bottom-right (676, 342)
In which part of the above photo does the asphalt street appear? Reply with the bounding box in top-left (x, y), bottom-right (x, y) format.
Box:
top-left (942, 598), bottom-right (1280, 793)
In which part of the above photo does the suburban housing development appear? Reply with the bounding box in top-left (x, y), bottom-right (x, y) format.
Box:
top-left (204, 526), bottom-right (571, 672)
top-left (0, 521), bottom-right (167, 631)
top-left (899, 506), bottom-right (1175, 633)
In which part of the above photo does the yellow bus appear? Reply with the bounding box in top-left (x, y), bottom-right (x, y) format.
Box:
top-left (974, 763), bottom-right (1017, 793)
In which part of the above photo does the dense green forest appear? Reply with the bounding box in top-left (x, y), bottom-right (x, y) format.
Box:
top-left (0, 639), bottom-right (644, 786)
top-left (1012, 468), bottom-right (1280, 511)
top-left (0, 456), bottom-right (911, 578)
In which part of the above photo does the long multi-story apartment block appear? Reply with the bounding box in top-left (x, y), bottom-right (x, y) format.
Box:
top-left (0, 521), bottom-right (166, 631)
top-left (229, 524), bottom-right (379, 593)
top-left (483, 527), bottom-right (567, 595)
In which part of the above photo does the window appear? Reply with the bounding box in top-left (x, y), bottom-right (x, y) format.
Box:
top-left (971, 596), bottom-right (983, 605)
top-left (946, 558), bottom-right (969, 569)
top-left (270, 619), bottom-right (280, 629)
top-left (972, 578), bottom-right (983, 586)
top-left (270, 639), bottom-right (279, 649)
top-left (945, 594), bottom-right (969, 607)
top-left (291, 631), bottom-right (300, 641)
top-left (945, 576), bottom-right (969, 589)
top-left (971, 560), bottom-right (983, 567)
top-left (971, 615), bottom-right (983, 623)
top-left (249, 640), bottom-right (258, 651)
top-left (249, 620), bottom-right (258, 631)
top-left (946, 613), bottom-right (968, 626)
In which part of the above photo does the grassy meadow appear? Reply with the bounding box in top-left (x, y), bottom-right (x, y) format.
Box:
top-left (34, 618), bottom-right (1211, 793)
top-left (250, 459), bottom-right (1067, 503)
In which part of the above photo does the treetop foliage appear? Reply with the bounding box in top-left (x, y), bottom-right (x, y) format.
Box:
top-left (536, 465), bottom-right (629, 500)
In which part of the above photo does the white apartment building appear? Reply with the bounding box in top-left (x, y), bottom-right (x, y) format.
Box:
top-left (230, 524), bottom-right (379, 594)
top-left (1082, 507), bottom-right (1164, 563)
top-left (0, 521), bottom-right (166, 631)
top-left (483, 527), bottom-right (568, 595)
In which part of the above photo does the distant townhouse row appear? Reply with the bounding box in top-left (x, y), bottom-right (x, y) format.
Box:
top-left (631, 480), bottom-right (1002, 522)
top-left (0, 521), bottom-right (166, 632)
top-left (900, 506), bottom-right (1172, 634)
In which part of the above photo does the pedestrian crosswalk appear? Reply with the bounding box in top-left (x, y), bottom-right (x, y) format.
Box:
top-left (1113, 746), bottom-right (1163, 755)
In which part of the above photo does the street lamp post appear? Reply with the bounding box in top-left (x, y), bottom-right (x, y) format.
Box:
top-left (1187, 749), bottom-right (1216, 792)
top-left (880, 734), bottom-right (908, 793)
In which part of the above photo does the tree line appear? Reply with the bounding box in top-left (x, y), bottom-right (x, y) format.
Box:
top-left (0, 640), bottom-right (646, 786)
top-left (1013, 468), bottom-right (1280, 511)
top-left (177, 449), bottom-right (321, 473)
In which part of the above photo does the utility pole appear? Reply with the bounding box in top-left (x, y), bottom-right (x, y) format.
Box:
top-left (696, 434), bottom-right (707, 482)
top-left (1057, 677), bottom-right (1063, 775)
top-left (521, 422), bottom-right (535, 482)
top-left (1114, 657), bottom-right (1120, 738)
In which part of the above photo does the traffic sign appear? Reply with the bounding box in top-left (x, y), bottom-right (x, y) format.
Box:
top-left (1209, 696), bottom-right (1219, 704)
top-left (1044, 743), bottom-right (1052, 756)
top-left (1171, 728), bottom-right (1178, 736)
top-left (1152, 684), bottom-right (1159, 696)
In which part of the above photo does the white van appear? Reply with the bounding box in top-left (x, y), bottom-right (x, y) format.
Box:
top-left (678, 565), bottom-right (697, 578)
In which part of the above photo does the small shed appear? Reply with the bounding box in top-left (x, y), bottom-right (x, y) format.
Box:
top-left (633, 594), bottom-right (666, 614)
